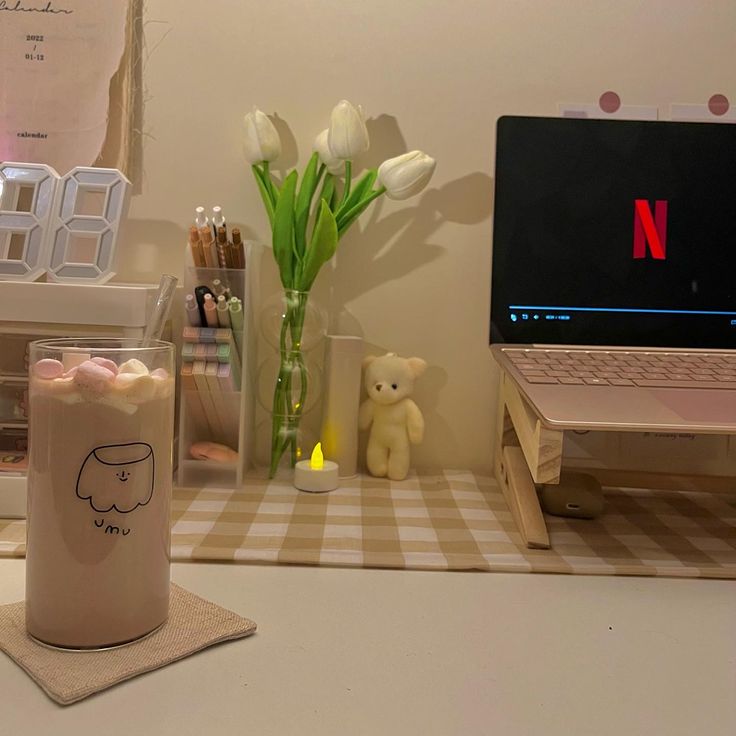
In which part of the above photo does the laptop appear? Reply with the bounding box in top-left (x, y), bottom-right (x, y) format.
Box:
top-left (490, 115), bottom-right (736, 433)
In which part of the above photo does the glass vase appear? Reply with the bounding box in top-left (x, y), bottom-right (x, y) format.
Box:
top-left (256, 351), bottom-right (322, 414)
top-left (259, 290), bottom-right (326, 477)
top-left (260, 289), bottom-right (326, 352)
top-left (255, 412), bottom-right (317, 480)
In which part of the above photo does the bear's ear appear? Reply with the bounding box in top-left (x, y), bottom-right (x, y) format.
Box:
top-left (407, 357), bottom-right (427, 378)
top-left (362, 355), bottom-right (378, 371)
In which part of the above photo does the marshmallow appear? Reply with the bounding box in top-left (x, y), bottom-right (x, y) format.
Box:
top-left (97, 395), bottom-right (138, 415)
top-left (118, 358), bottom-right (149, 376)
top-left (113, 372), bottom-right (156, 402)
top-left (34, 356), bottom-right (167, 405)
top-left (74, 360), bottom-right (116, 394)
top-left (33, 375), bottom-right (76, 396)
top-left (33, 359), bottom-right (64, 379)
top-left (150, 368), bottom-right (173, 398)
top-left (91, 357), bottom-right (119, 375)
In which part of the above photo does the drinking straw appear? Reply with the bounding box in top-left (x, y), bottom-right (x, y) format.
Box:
top-left (143, 274), bottom-right (178, 345)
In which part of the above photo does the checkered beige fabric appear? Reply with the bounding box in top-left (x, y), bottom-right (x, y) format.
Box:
top-left (2, 471), bottom-right (735, 577)
top-left (0, 518), bottom-right (24, 558)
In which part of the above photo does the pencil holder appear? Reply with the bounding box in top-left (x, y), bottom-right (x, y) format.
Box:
top-left (177, 248), bottom-right (257, 488)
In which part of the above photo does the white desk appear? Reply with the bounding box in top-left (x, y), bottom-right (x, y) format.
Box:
top-left (0, 559), bottom-right (734, 735)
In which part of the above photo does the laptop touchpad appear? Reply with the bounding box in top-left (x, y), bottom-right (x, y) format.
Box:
top-left (656, 389), bottom-right (736, 425)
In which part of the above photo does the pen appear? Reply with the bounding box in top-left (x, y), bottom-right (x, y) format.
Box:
top-left (229, 296), bottom-right (244, 357)
top-left (212, 278), bottom-right (231, 300)
top-left (212, 205), bottom-right (226, 241)
top-left (187, 225), bottom-right (205, 267)
top-left (199, 226), bottom-right (217, 268)
top-left (203, 293), bottom-right (219, 327)
top-left (232, 228), bottom-right (245, 269)
top-left (216, 226), bottom-right (228, 269)
top-left (194, 285), bottom-right (214, 326)
top-left (216, 294), bottom-right (231, 327)
top-left (185, 294), bottom-right (200, 326)
top-left (224, 237), bottom-right (235, 269)
top-left (194, 205), bottom-right (209, 230)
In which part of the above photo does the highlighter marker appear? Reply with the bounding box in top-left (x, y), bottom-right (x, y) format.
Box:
top-left (203, 293), bottom-right (219, 328)
top-left (216, 294), bottom-right (231, 328)
top-left (182, 326), bottom-right (200, 343)
top-left (228, 296), bottom-right (244, 357)
top-left (216, 343), bottom-right (231, 363)
top-left (185, 294), bottom-right (200, 326)
top-left (194, 285), bottom-right (214, 326)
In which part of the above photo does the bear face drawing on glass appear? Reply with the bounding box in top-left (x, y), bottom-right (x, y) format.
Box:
top-left (76, 442), bottom-right (155, 514)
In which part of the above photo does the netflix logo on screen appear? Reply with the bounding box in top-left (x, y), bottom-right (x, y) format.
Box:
top-left (633, 199), bottom-right (668, 260)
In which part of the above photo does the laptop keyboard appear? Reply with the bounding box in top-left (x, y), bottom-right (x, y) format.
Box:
top-left (504, 348), bottom-right (736, 389)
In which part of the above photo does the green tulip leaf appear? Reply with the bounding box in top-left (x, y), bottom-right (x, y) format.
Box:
top-left (318, 174), bottom-right (336, 211)
top-left (339, 160), bottom-right (352, 207)
top-left (252, 165), bottom-right (276, 226)
top-left (336, 187), bottom-right (385, 236)
top-left (294, 153), bottom-right (324, 257)
top-left (273, 170), bottom-right (298, 289)
top-left (335, 169), bottom-right (377, 221)
top-left (299, 200), bottom-right (338, 291)
top-left (262, 161), bottom-right (281, 200)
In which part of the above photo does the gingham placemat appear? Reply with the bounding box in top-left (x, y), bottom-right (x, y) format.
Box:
top-left (2, 471), bottom-right (736, 577)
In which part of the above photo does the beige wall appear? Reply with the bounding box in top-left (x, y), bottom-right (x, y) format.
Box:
top-left (123, 0), bottom-right (735, 472)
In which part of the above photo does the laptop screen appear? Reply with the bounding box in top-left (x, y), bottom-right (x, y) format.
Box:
top-left (490, 116), bottom-right (736, 349)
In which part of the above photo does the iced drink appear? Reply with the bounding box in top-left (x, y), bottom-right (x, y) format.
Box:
top-left (26, 339), bottom-right (175, 649)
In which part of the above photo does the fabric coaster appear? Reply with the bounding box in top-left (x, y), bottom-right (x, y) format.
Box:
top-left (0, 583), bottom-right (256, 705)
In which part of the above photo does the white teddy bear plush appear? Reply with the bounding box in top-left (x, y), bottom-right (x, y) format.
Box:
top-left (358, 353), bottom-right (427, 481)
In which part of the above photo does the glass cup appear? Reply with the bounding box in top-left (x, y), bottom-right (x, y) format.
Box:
top-left (25, 338), bottom-right (175, 649)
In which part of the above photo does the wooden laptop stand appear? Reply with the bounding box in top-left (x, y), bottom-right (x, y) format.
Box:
top-left (493, 369), bottom-right (736, 549)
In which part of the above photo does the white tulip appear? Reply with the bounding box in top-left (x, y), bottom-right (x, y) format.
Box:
top-left (313, 129), bottom-right (345, 175)
top-left (243, 107), bottom-right (281, 164)
top-left (327, 100), bottom-right (369, 160)
top-left (377, 151), bottom-right (436, 200)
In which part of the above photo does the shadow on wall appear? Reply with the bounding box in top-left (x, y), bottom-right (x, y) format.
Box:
top-left (241, 112), bottom-right (494, 329)
top-left (269, 113), bottom-right (299, 174)
top-left (331, 169), bottom-right (494, 306)
top-left (120, 218), bottom-right (260, 282)
top-left (330, 115), bottom-right (495, 473)
top-left (117, 219), bottom-right (186, 282)
top-left (329, 114), bottom-right (494, 309)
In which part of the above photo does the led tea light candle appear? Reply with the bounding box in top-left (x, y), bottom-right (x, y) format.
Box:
top-left (294, 442), bottom-right (338, 493)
